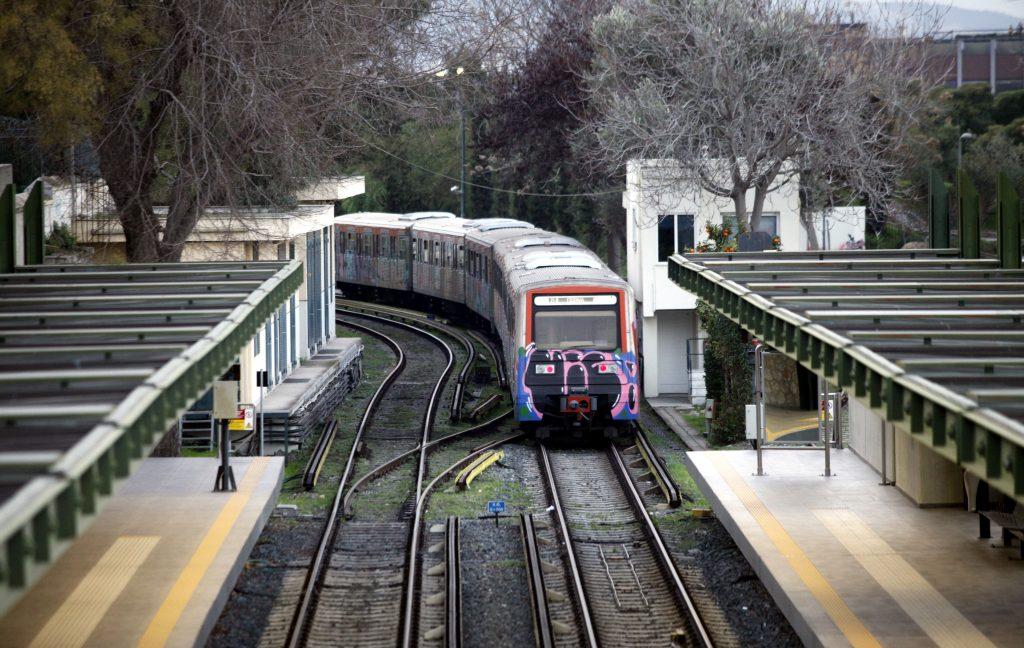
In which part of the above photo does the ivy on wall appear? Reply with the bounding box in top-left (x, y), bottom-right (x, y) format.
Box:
top-left (697, 299), bottom-right (753, 446)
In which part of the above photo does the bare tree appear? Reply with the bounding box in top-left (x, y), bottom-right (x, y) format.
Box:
top-left (580, 0), bottom-right (942, 239)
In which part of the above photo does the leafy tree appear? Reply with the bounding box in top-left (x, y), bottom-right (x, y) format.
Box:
top-left (992, 89), bottom-right (1024, 125)
top-left (1, 1), bottom-right (504, 261)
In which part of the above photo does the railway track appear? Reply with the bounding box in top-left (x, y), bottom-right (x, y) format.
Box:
top-left (336, 298), bottom-right (481, 422)
top-left (539, 442), bottom-right (713, 648)
top-left (284, 306), bottom-right (513, 648)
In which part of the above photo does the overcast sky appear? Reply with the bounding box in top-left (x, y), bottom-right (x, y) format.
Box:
top-left (940, 0), bottom-right (1024, 18)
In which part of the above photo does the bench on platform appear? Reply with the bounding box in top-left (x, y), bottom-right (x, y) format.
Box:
top-left (979, 510), bottom-right (1024, 560)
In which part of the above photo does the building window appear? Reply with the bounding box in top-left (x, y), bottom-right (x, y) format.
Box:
top-left (721, 212), bottom-right (779, 237)
top-left (657, 214), bottom-right (695, 261)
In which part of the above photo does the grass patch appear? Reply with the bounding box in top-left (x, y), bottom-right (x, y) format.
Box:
top-left (275, 324), bottom-right (396, 514)
top-left (425, 466), bottom-right (530, 519)
top-left (182, 448), bottom-right (217, 458)
top-left (682, 410), bottom-right (707, 435)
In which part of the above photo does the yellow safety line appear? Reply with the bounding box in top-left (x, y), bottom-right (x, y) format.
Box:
top-left (815, 509), bottom-right (997, 648)
top-left (707, 454), bottom-right (881, 648)
top-left (765, 416), bottom-right (819, 441)
top-left (29, 536), bottom-right (160, 648)
top-left (138, 458), bottom-right (268, 648)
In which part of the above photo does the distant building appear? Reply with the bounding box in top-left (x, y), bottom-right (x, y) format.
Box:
top-left (926, 31), bottom-right (1024, 93)
top-left (623, 160), bottom-right (802, 399)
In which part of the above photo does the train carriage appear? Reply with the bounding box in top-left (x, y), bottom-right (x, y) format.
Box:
top-left (409, 214), bottom-right (468, 305)
top-left (334, 212), bottom-right (410, 292)
top-left (463, 219), bottom-right (536, 322)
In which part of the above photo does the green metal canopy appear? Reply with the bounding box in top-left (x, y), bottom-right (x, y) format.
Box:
top-left (669, 248), bottom-right (1024, 505)
top-left (0, 260), bottom-right (302, 614)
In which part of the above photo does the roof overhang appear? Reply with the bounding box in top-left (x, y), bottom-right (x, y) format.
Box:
top-left (0, 260), bottom-right (303, 614)
top-left (670, 248), bottom-right (1024, 505)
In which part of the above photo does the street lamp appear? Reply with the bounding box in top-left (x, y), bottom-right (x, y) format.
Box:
top-left (958, 131), bottom-right (975, 169)
top-left (436, 66), bottom-right (466, 218)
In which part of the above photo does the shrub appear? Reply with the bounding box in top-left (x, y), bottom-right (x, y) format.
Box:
top-left (994, 89), bottom-right (1024, 125)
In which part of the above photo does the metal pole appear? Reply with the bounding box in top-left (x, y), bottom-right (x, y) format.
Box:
top-left (459, 92), bottom-right (466, 219)
top-left (822, 378), bottom-right (831, 477)
top-left (258, 383), bottom-right (264, 456)
top-left (215, 420), bottom-right (237, 491)
top-left (832, 390), bottom-right (843, 449)
top-left (754, 343), bottom-right (764, 476)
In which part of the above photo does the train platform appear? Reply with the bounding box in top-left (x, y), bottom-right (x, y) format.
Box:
top-left (687, 448), bottom-right (1024, 647)
top-left (0, 456), bottom-right (283, 648)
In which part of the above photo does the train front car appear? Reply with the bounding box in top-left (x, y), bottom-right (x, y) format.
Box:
top-left (505, 247), bottom-right (640, 434)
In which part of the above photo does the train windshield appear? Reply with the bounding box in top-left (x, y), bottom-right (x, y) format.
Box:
top-left (533, 309), bottom-right (619, 351)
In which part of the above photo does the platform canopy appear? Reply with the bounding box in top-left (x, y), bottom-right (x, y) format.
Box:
top-left (670, 248), bottom-right (1024, 504)
top-left (0, 261), bottom-right (302, 613)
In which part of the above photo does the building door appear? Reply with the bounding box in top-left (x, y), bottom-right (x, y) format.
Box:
top-left (656, 309), bottom-right (692, 394)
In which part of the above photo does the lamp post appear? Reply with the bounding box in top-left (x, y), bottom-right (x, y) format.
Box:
top-left (958, 131), bottom-right (975, 169)
top-left (436, 66), bottom-right (466, 218)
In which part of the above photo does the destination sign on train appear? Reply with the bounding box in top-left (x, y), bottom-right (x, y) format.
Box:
top-left (533, 294), bottom-right (617, 306)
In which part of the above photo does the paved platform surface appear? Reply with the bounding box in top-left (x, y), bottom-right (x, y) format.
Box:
top-left (262, 336), bottom-right (361, 414)
top-left (0, 457), bottom-right (283, 648)
top-left (687, 448), bottom-right (1024, 648)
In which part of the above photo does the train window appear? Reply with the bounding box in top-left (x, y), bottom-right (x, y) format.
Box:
top-left (373, 234), bottom-right (379, 256)
top-left (423, 239), bottom-right (429, 263)
top-left (390, 236), bottom-right (397, 258)
top-left (400, 238), bottom-right (408, 259)
top-left (457, 245), bottom-right (463, 269)
top-left (433, 241), bottom-right (440, 266)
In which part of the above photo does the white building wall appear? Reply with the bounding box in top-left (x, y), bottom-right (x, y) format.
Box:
top-left (625, 160), bottom-right (802, 398)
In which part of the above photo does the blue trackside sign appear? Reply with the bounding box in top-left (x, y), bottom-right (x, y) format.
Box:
top-left (487, 500), bottom-right (506, 515)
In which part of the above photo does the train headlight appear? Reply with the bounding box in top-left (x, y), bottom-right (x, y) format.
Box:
top-left (534, 363), bottom-right (556, 375)
top-left (597, 363), bottom-right (620, 374)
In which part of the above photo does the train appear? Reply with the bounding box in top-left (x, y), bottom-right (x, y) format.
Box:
top-left (333, 211), bottom-right (640, 432)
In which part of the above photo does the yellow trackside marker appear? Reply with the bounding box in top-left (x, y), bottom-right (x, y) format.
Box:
top-left (708, 454), bottom-right (881, 648)
top-left (815, 509), bottom-right (996, 648)
top-left (138, 458), bottom-right (268, 648)
top-left (30, 536), bottom-right (160, 648)
top-left (456, 450), bottom-right (503, 490)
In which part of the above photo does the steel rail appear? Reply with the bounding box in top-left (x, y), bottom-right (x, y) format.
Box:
top-left (301, 419), bottom-right (339, 491)
top-left (336, 298), bottom-right (477, 422)
top-left (521, 513), bottom-right (556, 648)
top-left (632, 423), bottom-right (683, 508)
top-left (403, 431), bottom-right (526, 648)
top-left (538, 443), bottom-right (599, 648)
top-left (445, 516), bottom-right (462, 648)
top-left (467, 328), bottom-right (508, 391)
top-left (284, 315), bottom-right (407, 648)
top-left (608, 445), bottom-right (713, 648)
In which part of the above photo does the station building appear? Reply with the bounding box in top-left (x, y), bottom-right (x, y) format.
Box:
top-left (70, 177), bottom-right (366, 444)
top-left (0, 167), bottom-right (366, 641)
top-left (623, 160), bottom-right (802, 399)
top-left (668, 220), bottom-right (1024, 645)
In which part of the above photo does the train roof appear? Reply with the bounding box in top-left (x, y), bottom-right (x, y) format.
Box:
top-left (334, 212), bottom-right (407, 229)
top-left (401, 211), bottom-right (457, 221)
top-left (410, 216), bottom-right (469, 236)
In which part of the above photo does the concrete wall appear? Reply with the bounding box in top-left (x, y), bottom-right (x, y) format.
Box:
top-left (848, 397), bottom-right (963, 507)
